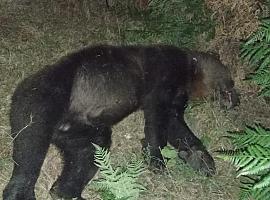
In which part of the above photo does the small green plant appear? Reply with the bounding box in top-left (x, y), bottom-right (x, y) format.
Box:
top-left (93, 144), bottom-right (146, 200)
top-left (161, 145), bottom-right (178, 167)
top-left (217, 125), bottom-right (270, 200)
top-left (241, 19), bottom-right (270, 97)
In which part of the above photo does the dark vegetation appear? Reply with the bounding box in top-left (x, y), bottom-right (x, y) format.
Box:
top-left (118, 0), bottom-right (215, 47)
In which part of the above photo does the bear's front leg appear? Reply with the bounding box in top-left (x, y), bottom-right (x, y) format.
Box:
top-left (143, 90), bottom-right (170, 170)
top-left (167, 93), bottom-right (216, 176)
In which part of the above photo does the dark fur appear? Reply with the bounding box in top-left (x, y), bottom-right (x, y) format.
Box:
top-left (3, 45), bottom-right (239, 200)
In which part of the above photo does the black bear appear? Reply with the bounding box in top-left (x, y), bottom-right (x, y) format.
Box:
top-left (3, 45), bottom-right (239, 200)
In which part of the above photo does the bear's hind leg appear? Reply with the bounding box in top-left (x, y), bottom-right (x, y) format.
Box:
top-left (3, 115), bottom-right (53, 200)
top-left (50, 126), bottom-right (112, 200)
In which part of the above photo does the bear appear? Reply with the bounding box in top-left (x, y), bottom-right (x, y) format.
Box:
top-left (3, 44), bottom-right (239, 200)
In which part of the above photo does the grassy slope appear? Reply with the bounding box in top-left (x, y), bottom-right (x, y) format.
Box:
top-left (0, 0), bottom-right (269, 199)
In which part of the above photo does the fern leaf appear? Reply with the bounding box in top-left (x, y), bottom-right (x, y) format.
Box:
top-left (94, 150), bottom-right (113, 171)
top-left (240, 18), bottom-right (270, 97)
top-left (258, 44), bottom-right (270, 59)
top-left (93, 181), bottom-right (111, 191)
top-left (239, 159), bottom-right (270, 177)
top-left (259, 55), bottom-right (270, 69)
top-left (251, 186), bottom-right (270, 200)
top-left (262, 88), bottom-right (270, 96)
top-left (252, 69), bottom-right (270, 85)
top-left (93, 143), bottom-right (119, 182)
top-left (227, 126), bottom-right (270, 148)
top-left (250, 44), bottom-right (269, 66)
top-left (245, 31), bottom-right (264, 45)
top-left (219, 125), bottom-right (270, 200)
top-left (243, 46), bottom-right (261, 62)
top-left (239, 190), bottom-right (252, 200)
top-left (261, 18), bottom-right (270, 28)
top-left (239, 145), bottom-right (270, 176)
top-left (266, 29), bottom-right (270, 42)
top-left (126, 159), bottom-right (145, 178)
top-left (93, 144), bottom-right (146, 200)
top-left (217, 149), bottom-right (253, 170)
top-left (240, 44), bottom-right (255, 59)
top-left (253, 171), bottom-right (270, 189)
top-left (261, 19), bottom-right (270, 43)
top-left (245, 19), bottom-right (270, 45)
top-left (218, 145), bottom-right (270, 177)
top-left (246, 159), bottom-right (268, 176)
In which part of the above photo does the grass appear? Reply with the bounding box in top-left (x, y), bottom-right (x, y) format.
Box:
top-left (0, 0), bottom-right (269, 200)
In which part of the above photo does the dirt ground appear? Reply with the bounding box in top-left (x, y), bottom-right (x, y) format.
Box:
top-left (0, 0), bottom-right (269, 199)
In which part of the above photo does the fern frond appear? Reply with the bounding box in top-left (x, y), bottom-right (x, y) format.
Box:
top-left (226, 126), bottom-right (270, 148)
top-left (126, 158), bottom-right (145, 178)
top-left (241, 45), bottom-right (261, 63)
top-left (262, 87), bottom-right (270, 96)
top-left (239, 145), bottom-right (270, 176)
top-left (239, 190), bottom-right (252, 200)
top-left (217, 148), bottom-right (252, 171)
top-left (253, 171), bottom-right (270, 189)
top-left (93, 144), bottom-right (146, 200)
top-left (218, 145), bottom-right (270, 177)
top-left (247, 31), bottom-right (264, 44)
top-left (219, 125), bottom-right (270, 200)
top-left (244, 19), bottom-right (270, 45)
top-left (250, 186), bottom-right (270, 200)
top-left (250, 44), bottom-right (270, 66)
top-left (241, 43), bottom-right (270, 68)
top-left (93, 143), bottom-right (118, 180)
top-left (239, 181), bottom-right (270, 200)
top-left (258, 55), bottom-right (270, 69)
top-left (240, 18), bottom-right (270, 97)
top-left (261, 18), bottom-right (270, 43)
